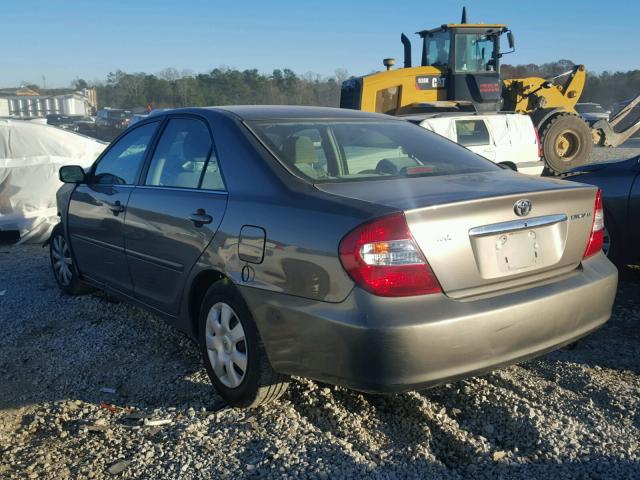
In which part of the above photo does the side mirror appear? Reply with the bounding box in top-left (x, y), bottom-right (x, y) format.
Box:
top-left (507, 31), bottom-right (515, 49)
top-left (59, 165), bottom-right (87, 184)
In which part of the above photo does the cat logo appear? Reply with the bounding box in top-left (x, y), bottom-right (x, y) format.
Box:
top-left (415, 76), bottom-right (447, 90)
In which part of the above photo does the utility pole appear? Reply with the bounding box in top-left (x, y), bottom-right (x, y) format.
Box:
top-left (42, 75), bottom-right (46, 90)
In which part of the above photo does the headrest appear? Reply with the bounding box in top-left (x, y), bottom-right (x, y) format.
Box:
top-left (283, 136), bottom-right (317, 165)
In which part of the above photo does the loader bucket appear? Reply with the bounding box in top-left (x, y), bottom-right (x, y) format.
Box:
top-left (592, 95), bottom-right (640, 147)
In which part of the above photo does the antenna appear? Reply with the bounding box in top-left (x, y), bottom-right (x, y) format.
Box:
top-left (461, 6), bottom-right (468, 24)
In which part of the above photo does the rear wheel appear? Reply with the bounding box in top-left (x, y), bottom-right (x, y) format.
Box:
top-left (540, 114), bottom-right (593, 174)
top-left (49, 225), bottom-right (94, 295)
top-left (198, 281), bottom-right (289, 408)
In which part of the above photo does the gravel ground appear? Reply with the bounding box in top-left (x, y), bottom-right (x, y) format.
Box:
top-left (1, 246), bottom-right (639, 479)
top-left (590, 143), bottom-right (640, 164)
top-left (2, 145), bottom-right (640, 479)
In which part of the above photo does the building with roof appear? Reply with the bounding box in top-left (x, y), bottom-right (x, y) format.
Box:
top-left (0, 87), bottom-right (97, 118)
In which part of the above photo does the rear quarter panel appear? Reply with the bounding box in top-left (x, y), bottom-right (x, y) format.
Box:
top-left (177, 111), bottom-right (389, 334)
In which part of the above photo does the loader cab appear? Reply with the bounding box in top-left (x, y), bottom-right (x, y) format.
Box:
top-left (419, 24), bottom-right (508, 112)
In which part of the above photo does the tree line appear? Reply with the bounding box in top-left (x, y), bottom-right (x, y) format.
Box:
top-left (76, 61), bottom-right (638, 111)
top-left (81, 68), bottom-right (348, 111)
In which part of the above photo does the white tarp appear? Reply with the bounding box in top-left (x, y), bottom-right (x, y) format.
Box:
top-left (0, 119), bottom-right (106, 243)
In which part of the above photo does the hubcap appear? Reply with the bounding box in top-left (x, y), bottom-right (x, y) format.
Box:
top-left (205, 302), bottom-right (247, 388)
top-left (555, 130), bottom-right (579, 161)
top-left (51, 234), bottom-right (73, 287)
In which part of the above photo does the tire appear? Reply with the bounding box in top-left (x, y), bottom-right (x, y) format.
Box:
top-left (498, 161), bottom-right (518, 171)
top-left (198, 281), bottom-right (289, 408)
top-left (540, 114), bottom-right (593, 174)
top-left (49, 225), bottom-right (95, 295)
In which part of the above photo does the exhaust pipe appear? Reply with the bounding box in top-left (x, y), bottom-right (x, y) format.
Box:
top-left (461, 6), bottom-right (468, 24)
top-left (401, 34), bottom-right (412, 68)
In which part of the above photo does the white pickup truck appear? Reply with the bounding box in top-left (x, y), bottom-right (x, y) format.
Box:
top-left (403, 112), bottom-right (544, 175)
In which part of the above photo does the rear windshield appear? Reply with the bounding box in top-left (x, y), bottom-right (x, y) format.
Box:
top-left (108, 110), bottom-right (131, 119)
top-left (247, 120), bottom-right (498, 183)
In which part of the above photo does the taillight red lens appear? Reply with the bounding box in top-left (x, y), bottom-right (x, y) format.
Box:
top-left (339, 213), bottom-right (441, 297)
top-left (534, 127), bottom-right (542, 159)
top-left (583, 189), bottom-right (604, 259)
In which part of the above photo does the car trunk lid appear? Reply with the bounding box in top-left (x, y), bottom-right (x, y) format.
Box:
top-left (316, 171), bottom-right (598, 298)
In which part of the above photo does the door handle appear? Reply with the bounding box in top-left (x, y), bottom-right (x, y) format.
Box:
top-left (107, 200), bottom-right (125, 215)
top-left (189, 209), bottom-right (213, 226)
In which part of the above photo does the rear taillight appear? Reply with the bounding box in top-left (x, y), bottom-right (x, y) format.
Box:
top-left (534, 127), bottom-right (542, 159)
top-left (339, 213), bottom-right (441, 297)
top-left (583, 189), bottom-right (604, 259)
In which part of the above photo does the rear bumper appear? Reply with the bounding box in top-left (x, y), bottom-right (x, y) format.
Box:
top-left (241, 254), bottom-right (618, 393)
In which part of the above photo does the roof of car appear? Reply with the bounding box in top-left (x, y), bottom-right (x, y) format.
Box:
top-left (152, 105), bottom-right (396, 121)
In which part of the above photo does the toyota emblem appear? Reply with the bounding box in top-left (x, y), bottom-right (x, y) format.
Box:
top-left (514, 199), bottom-right (532, 217)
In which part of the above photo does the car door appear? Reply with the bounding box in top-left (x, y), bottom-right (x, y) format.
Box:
top-left (67, 121), bottom-right (160, 293)
top-left (455, 119), bottom-right (496, 161)
top-left (124, 115), bottom-right (228, 315)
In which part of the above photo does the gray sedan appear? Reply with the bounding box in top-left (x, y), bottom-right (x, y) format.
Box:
top-left (51, 106), bottom-right (618, 408)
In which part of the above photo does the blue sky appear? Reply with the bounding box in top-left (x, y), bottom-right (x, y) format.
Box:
top-left (1, 0), bottom-right (638, 87)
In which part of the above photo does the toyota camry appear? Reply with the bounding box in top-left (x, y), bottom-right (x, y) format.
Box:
top-left (50, 106), bottom-right (618, 408)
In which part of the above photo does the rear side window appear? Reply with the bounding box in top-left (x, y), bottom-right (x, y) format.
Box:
top-left (93, 121), bottom-right (159, 185)
top-left (248, 119), bottom-right (497, 183)
top-left (200, 154), bottom-right (225, 190)
top-left (455, 120), bottom-right (490, 147)
top-left (145, 118), bottom-right (213, 189)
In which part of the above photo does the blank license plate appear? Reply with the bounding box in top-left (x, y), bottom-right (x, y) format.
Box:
top-left (495, 230), bottom-right (540, 271)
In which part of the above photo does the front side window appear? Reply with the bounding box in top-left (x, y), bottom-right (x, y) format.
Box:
top-left (145, 118), bottom-right (214, 189)
top-left (426, 30), bottom-right (450, 67)
top-left (454, 33), bottom-right (497, 73)
top-left (92, 121), bottom-right (159, 185)
top-left (455, 120), bottom-right (491, 147)
top-left (248, 120), bottom-right (498, 183)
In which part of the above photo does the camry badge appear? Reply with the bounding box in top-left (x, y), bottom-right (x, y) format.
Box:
top-left (514, 199), bottom-right (532, 217)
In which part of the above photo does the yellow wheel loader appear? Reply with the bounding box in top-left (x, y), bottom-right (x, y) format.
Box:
top-left (340, 7), bottom-right (640, 174)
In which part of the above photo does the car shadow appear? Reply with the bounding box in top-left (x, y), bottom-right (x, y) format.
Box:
top-left (0, 286), bottom-right (222, 412)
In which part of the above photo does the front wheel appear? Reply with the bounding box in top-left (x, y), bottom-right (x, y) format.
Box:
top-left (198, 282), bottom-right (289, 408)
top-left (540, 114), bottom-right (593, 174)
top-left (49, 225), bottom-right (94, 295)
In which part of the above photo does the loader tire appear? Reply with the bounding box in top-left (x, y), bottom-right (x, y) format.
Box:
top-left (540, 114), bottom-right (593, 174)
